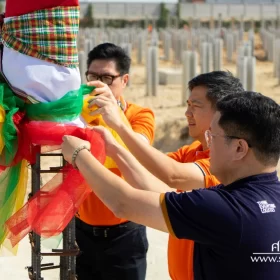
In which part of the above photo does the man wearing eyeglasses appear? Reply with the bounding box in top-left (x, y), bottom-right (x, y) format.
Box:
top-left (88, 71), bottom-right (243, 280)
top-left (62, 91), bottom-right (280, 280)
top-left (76, 43), bottom-right (155, 280)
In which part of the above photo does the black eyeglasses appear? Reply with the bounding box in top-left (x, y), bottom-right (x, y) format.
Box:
top-left (85, 71), bottom-right (122, 85)
top-left (205, 130), bottom-right (252, 148)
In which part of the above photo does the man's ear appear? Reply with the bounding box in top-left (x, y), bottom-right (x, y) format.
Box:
top-left (122, 74), bottom-right (129, 88)
top-left (235, 139), bottom-right (249, 161)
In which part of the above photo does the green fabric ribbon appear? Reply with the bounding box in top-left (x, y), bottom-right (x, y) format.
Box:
top-left (0, 83), bottom-right (24, 165)
top-left (0, 162), bottom-right (22, 244)
top-left (0, 83), bottom-right (95, 165)
top-left (25, 84), bottom-right (95, 122)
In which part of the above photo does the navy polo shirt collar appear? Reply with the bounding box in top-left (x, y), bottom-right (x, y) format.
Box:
top-left (222, 171), bottom-right (278, 191)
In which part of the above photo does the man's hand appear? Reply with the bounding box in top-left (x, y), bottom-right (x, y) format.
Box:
top-left (90, 126), bottom-right (120, 157)
top-left (86, 81), bottom-right (123, 130)
top-left (61, 135), bottom-right (91, 163)
top-left (87, 81), bottom-right (116, 100)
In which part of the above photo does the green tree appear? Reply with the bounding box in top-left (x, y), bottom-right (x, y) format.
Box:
top-left (80, 4), bottom-right (94, 28)
top-left (177, 2), bottom-right (180, 19)
top-left (176, 2), bottom-right (182, 28)
top-left (157, 3), bottom-right (169, 28)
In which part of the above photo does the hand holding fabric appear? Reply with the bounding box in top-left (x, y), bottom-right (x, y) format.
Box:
top-left (87, 80), bottom-right (117, 100)
top-left (86, 81), bottom-right (123, 130)
top-left (90, 126), bottom-right (120, 157)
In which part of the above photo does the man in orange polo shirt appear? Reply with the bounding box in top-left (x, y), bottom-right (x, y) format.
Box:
top-left (87, 71), bottom-right (243, 279)
top-left (76, 43), bottom-right (155, 280)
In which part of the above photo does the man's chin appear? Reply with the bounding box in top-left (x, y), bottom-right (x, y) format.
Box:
top-left (188, 130), bottom-right (197, 139)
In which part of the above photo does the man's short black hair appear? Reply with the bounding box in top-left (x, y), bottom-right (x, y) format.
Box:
top-left (87, 43), bottom-right (131, 75)
top-left (188, 71), bottom-right (244, 108)
top-left (217, 91), bottom-right (280, 166)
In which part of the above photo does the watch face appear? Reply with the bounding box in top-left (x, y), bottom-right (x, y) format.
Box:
top-left (117, 100), bottom-right (124, 111)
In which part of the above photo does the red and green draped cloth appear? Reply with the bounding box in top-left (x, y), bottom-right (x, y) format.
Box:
top-left (0, 82), bottom-right (106, 252)
top-left (0, 0), bottom-right (106, 253)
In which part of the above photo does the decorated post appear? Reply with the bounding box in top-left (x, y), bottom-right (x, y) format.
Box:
top-left (0, 0), bottom-right (129, 278)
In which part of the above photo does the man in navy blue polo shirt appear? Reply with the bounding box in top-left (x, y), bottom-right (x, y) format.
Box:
top-left (61, 91), bottom-right (280, 280)
top-left (161, 91), bottom-right (280, 279)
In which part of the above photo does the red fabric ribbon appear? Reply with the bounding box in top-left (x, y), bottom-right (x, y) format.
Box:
top-left (5, 121), bottom-right (106, 247)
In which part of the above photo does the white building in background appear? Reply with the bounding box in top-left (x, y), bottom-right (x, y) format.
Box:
top-left (0, 1), bottom-right (278, 20)
top-left (80, 1), bottom-right (280, 21)
top-left (179, 0), bottom-right (280, 2)
top-left (80, 2), bottom-right (178, 19)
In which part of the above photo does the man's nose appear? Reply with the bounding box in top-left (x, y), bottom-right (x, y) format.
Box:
top-left (185, 106), bottom-right (193, 118)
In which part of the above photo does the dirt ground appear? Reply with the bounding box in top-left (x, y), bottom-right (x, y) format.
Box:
top-left (127, 33), bottom-right (280, 152)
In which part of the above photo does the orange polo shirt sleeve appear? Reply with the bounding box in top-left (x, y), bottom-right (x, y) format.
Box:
top-left (125, 102), bottom-right (155, 144)
top-left (168, 142), bottom-right (220, 189)
top-left (167, 144), bottom-right (194, 162)
top-left (195, 158), bottom-right (220, 188)
top-left (77, 101), bottom-right (155, 226)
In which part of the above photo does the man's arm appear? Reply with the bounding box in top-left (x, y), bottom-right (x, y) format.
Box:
top-left (113, 123), bottom-right (205, 190)
top-left (74, 148), bottom-right (169, 233)
top-left (92, 126), bottom-right (172, 193)
top-left (88, 94), bottom-right (205, 191)
top-left (110, 138), bottom-right (172, 193)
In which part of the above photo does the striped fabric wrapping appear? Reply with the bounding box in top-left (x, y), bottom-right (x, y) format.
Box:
top-left (1, 6), bottom-right (80, 68)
